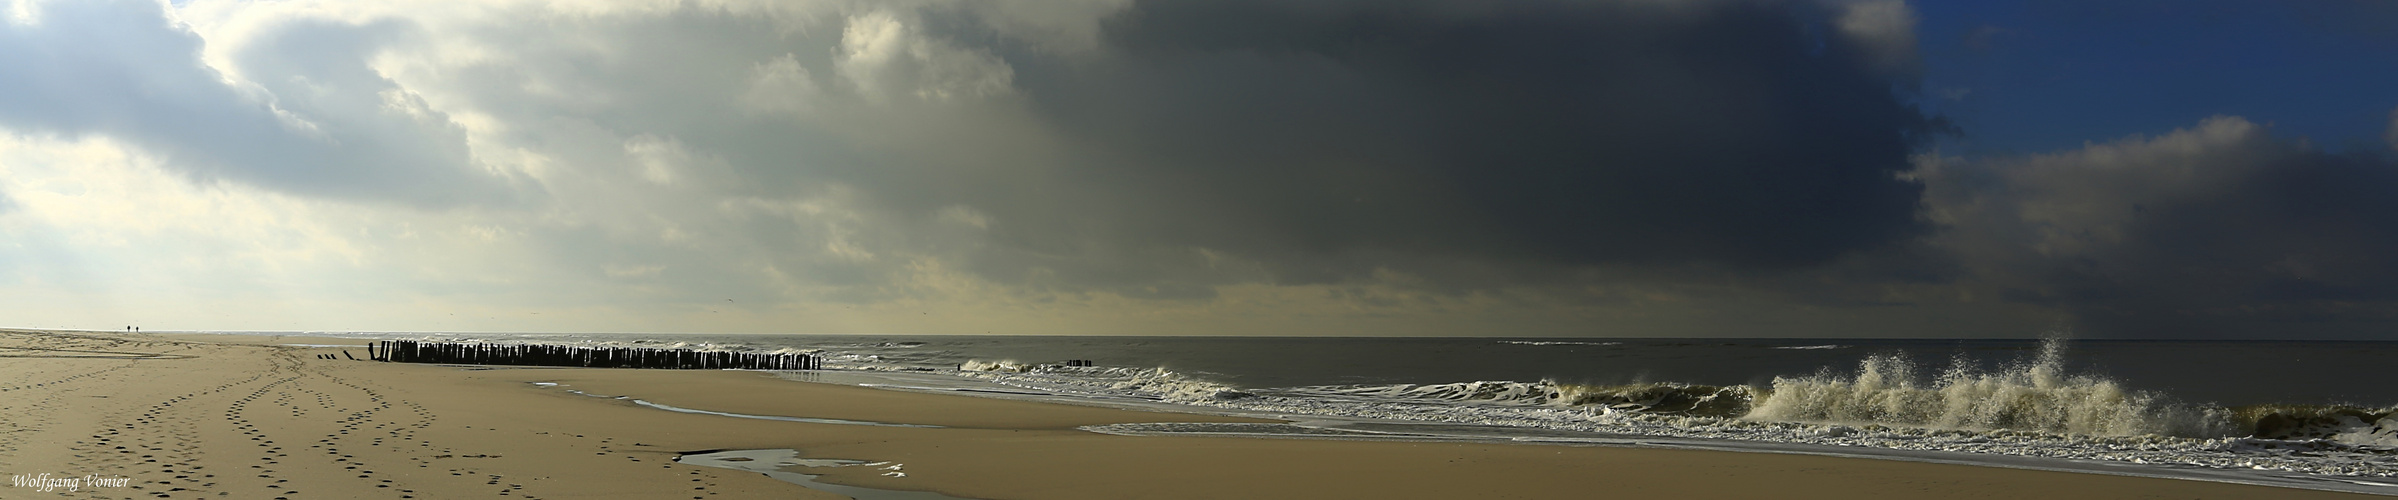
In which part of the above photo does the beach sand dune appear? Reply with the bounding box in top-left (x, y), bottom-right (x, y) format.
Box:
top-left (0, 329), bottom-right (2378, 499)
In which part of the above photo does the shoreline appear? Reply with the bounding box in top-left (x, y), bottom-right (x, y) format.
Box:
top-left (0, 329), bottom-right (2384, 499)
top-left (735, 365), bottom-right (2398, 497)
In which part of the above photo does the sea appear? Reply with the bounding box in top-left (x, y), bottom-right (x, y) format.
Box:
top-left (232, 332), bottom-right (2398, 492)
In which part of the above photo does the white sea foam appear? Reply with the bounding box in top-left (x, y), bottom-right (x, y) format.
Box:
top-left (955, 360), bottom-right (1250, 402)
top-left (2341, 417), bottom-right (2398, 448)
top-left (959, 359), bottom-right (1030, 373)
top-left (1283, 381), bottom-right (1565, 405)
top-left (1771, 344), bottom-right (1846, 350)
top-left (1743, 340), bottom-right (2225, 437)
top-left (928, 342), bottom-right (2396, 479)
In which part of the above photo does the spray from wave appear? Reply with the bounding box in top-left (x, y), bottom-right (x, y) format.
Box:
top-left (1743, 339), bottom-right (2230, 437)
top-left (1730, 339), bottom-right (2398, 446)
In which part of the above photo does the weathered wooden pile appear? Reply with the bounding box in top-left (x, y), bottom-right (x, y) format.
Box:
top-left (368, 340), bottom-right (819, 370)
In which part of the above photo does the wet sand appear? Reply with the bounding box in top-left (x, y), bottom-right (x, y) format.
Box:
top-left (0, 329), bottom-right (2380, 499)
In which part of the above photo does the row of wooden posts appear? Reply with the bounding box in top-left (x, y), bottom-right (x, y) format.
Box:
top-left (368, 340), bottom-right (820, 370)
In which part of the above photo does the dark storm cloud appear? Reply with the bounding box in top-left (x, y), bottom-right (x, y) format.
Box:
top-left (0, 0), bottom-right (511, 207)
top-left (901, 0), bottom-right (1943, 290)
top-left (1919, 117), bottom-right (2398, 338)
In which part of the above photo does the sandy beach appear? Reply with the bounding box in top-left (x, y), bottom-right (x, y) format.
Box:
top-left (0, 329), bottom-right (2378, 499)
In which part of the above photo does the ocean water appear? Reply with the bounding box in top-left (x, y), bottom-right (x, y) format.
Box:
top-left (264, 332), bottom-right (2398, 483)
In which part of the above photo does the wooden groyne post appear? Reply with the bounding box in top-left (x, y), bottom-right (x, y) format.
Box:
top-left (367, 340), bottom-right (820, 370)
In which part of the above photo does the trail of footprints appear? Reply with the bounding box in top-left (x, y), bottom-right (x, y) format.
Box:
top-left (0, 362), bottom-right (134, 393)
top-left (12, 336), bottom-right (749, 500)
top-left (0, 335), bottom-right (189, 490)
top-left (67, 349), bottom-right (283, 498)
top-left (47, 347), bottom-right (448, 499)
top-left (0, 360), bottom-right (141, 474)
top-left (0, 334), bottom-right (187, 474)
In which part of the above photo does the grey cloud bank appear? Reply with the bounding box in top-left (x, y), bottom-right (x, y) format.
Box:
top-left (0, 0), bottom-right (513, 207)
top-left (1919, 117), bottom-right (2398, 338)
top-left (1, 0), bottom-right (2393, 338)
top-left (973, 0), bottom-right (1939, 284)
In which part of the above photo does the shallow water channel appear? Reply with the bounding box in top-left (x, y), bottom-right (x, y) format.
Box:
top-left (675, 449), bottom-right (980, 500)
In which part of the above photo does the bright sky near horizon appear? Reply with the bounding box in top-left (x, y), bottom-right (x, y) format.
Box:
top-left (2, 0), bottom-right (2395, 338)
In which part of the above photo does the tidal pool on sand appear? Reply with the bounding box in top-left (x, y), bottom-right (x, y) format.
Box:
top-left (675, 449), bottom-right (978, 500)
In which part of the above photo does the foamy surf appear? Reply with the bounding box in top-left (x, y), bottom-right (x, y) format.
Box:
top-left (957, 362), bottom-right (1254, 402)
top-left (945, 340), bottom-right (2397, 480)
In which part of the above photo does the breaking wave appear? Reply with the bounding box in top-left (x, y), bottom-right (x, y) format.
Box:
top-left (942, 341), bottom-right (2396, 478)
top-left (1274, 381), bottom-right (1755, 418)
top-left (958, 359), bottom-right (1253, 402)
top-left (1732, 339), bottom-right (2398, 446)
top-left (958, 359), bottom-right (1033, 373)
top-left (1282, 381), bottom-right (1566, 405)
top-left (1744, 340), bottom-right (2226, 437)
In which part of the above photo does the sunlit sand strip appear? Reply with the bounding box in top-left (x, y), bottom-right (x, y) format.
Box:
top-left (0, 346), bottom-right (189, 359)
